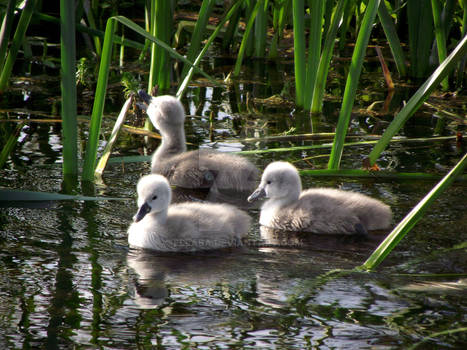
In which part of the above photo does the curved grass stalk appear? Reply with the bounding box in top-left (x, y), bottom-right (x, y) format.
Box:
top-left (377, 1), bottom-right (407, 77)
top-left (177, 0), bottom-right (244, 99)
top-left (181, 0), bottom-right (215, 79)
top-left (0, 0), bottom-right (16, 71)
top-left (431, 0), bottom-right (449, 90)
top-left (368, 34), bottom-right (467, 166)
top-left (0, 123), bottom-right (22, 168)
top-left (34, 12), bottom-right (144, 50)
top-left (359, 152), bottom-right (467, 271)
top-left (0, 0), bottom-right (36, 92)
top-left (310, 0), bottom-right (348, 113)
top-left (407, 327), bottom-right (467, 350)
top-left (233, 0), bottom-right (262, 77)
top-left (82, 19), bottom-right (116, 182)
top-left (327, 0), bottom-right (381, 170)
top-left (407, 0), bottom-right (433, 78)
top-left (303, 0), bottom-right (324, 110)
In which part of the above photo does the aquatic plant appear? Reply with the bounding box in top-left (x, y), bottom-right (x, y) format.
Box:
top-left (360, 152), bottom-right (467, 271)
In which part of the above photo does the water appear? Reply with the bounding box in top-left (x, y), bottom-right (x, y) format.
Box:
top-left (1, 59), bottom-right (466, 349)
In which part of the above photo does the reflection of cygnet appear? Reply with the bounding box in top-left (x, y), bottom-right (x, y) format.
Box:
top-left (128, 174), bottom-right (251, 252)
top-left (138, 90), bottom-right (259, 195)
top-left (127, 252), bottom-right (169, 308)
top-left (248, 162), bottom-right (392, 234)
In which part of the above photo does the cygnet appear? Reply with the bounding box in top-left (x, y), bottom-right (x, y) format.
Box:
top-left (128, 174), bottom-right (251, 252)
top-left (248, 161), bottom-right (392, 235)
top-left (138, 90), bottom-right (258, 194)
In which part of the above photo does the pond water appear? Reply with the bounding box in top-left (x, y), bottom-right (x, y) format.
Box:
top-left (0, 56), bottom-right (466, 349)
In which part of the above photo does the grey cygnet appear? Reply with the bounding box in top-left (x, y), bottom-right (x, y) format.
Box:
top-left (138, 90), bottom-right (258, 193)
top-left (248, 161), bottom-right (392, 235)
top-left (128, 174), bottom-right (251, 252)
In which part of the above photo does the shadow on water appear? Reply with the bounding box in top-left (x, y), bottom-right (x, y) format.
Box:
top-left (0, 54), bottom-right (466, 348)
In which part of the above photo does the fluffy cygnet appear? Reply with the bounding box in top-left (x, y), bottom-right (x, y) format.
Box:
top-left (138, 90), bottom-right (258, 193)
top-left (128, 174), bottom-right (251, 252)
top-left (248, 162), bottom-right (392, 234)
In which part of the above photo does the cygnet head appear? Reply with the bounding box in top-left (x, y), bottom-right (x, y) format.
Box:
top-left (133, 174), bottom-right (172, 222)
top-left (138, 90), bottom-right (185, 132)
top-left (247, 161), bottom-right (302, 203)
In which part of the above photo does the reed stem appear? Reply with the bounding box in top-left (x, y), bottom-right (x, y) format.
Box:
top-left (82, 19), bottom-right (116, 182)
top-left (328, 0), bottom-right (381, 170)
top-left (60, 0), bottom-right (78, 177)
top-left (0, 0), bottom-right (36, 93)
top-left (360, 152), bottom-right (467, 271)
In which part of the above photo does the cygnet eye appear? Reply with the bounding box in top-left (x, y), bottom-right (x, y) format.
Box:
top-left (266, 180), bottom-right (272, 184)
top-left (152, 195), bottom-right (158, 200)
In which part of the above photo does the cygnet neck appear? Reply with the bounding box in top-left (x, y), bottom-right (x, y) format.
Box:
top-left (147, 207), bottom-right (169, 224)
top-left (155, 123), bottom-right (187, 159)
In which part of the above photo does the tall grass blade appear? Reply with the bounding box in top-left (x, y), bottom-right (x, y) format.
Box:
top-left (60, 0), bottom-right (78, 178)
top-left (94, 96), bottom-right (133, 178)
top-left (82, 18), bottom-right (116, 182)
top-left (293, 0), bottom-right (306, 107)
top-left (431, 0), bottom-right (449, 90)
top-left (177, 0), bottom-right (244, 99)
top-left (82, 0), bottom-right (102, 56)
top-left (0, 0), bottom-right (36, 93)
top-left (222, 1), bottom-right (242, 51)
top-left (233, 0), bottom-right (262, 77)
top-left (0, 123), bottom-right (22, 168)
top-left (181, 0), bottom-right (215, 79)
top-left (0, 0), bottom-right (16, 71)
top-left (368, 34), bottom-right (467, 166)
top-left (377, 1), bottom-right (407, 77)
top-left (310, 0), bottom-right (348, 113)
top-left (407, 0), bottom-right (433, 78)
top-left (113, 16), bottom-right (219, 86)
top-left (304, 0), bottom-right (325, 110)
top-left (359, 152), bottom-right (467, 271)
top-left (328, 0), bottom-right (381, 170)
top-left (34, 12), bottom-right (144, 50)
top-left (254, 0), bottom-right (269, 58)
top-left (149, 0), bottom-right (174, 91)
top-left (269, 0), bottom-right (288, 58)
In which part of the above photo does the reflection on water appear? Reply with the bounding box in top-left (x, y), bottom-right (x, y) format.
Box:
top-left (1, 63), bottom-right (466, 348)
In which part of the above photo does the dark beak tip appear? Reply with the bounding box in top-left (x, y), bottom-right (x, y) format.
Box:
top-left (247, 188), bottom-right (265, 203)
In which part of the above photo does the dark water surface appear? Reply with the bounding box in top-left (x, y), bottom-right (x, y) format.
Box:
top-left (1, 58), bottom-right (466, 349)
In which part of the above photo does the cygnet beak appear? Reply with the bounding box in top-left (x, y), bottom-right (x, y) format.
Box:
top-left (135, 102), bottom-right (148, 112)
top-left (247, 186), bottom-right (266, 202)
top-left (133, 202), bottom-right (151, 223)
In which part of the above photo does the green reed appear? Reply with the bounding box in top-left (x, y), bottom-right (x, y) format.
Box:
top-left (360, 152), bottom-right (467, 271)
top-left (327, 0), bottom-right (381, 170)
top-left (367, 33), bottom-right (467, 166)
top-left (60, 0), bottom-right (78, 178)
top-left (0, 0), bottom-right (16, 72)
top-left (181, 0), bottom-right (215, 79)
top-left (0, 0), bottom-right (36, 92)
top-left (81, 15), bottom-right (218, 181)
top-left (310, 0), bottom-right (347, 113)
